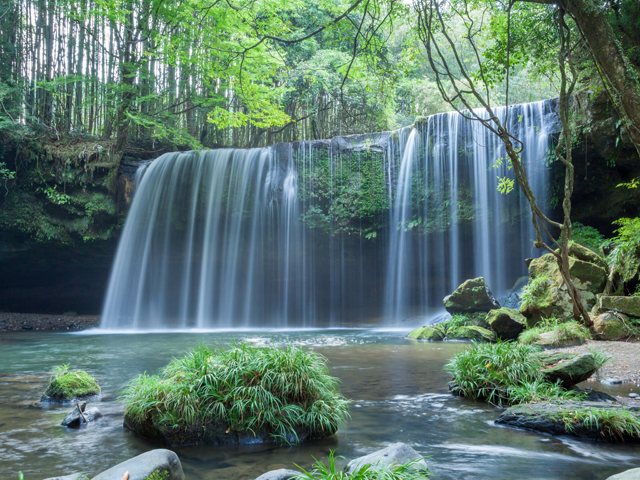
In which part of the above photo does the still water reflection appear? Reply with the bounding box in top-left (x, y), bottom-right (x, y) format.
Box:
top-left (0, 330), bottom-right (637, 480)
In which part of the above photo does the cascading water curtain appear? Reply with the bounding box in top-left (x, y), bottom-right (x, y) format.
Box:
top-left (383, 100), bottom-right (556, 321)
top-left (101, 99), bottom-right (556, 329)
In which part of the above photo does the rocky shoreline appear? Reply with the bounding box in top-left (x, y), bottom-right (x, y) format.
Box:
top-left (0, 313), bottom-right (100, 332)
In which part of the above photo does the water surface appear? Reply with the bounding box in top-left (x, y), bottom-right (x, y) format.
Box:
top-left (0, 330), bottom-right (637, 480)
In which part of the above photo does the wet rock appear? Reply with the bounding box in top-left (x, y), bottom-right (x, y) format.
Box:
top-left (520, 252), bottom-right (607, 326)
top-left (345, 443), bottom-right (427, 475)
top-left (574, 388), bottom-right (617, 403)
top-left (443, 277), bottom-right (500, 314)
top-left (541, 353), bottom-right (597, 387)
top-left (61, 401), bottom-right (103, 428)
top-left (446, 326), bottom-right (495, 342)
top-left (407, 326), bottom-right (445, 341)
top-left (91, 449), bottom-right (185, 480)
top-left (496, 401), bottom-right (640, 441)
top-left (607, 468), bottom-right (640, 480)
top-left (599, 296), bottom-right (640, 318)
top-left (255, 469), bottom-right (300, 480)
top-left (602, 377), bottom-right (623, 385)
top-left (594, 312), bottom-right (629, 340)
top-left (486, 308), bottom-right (526, 340)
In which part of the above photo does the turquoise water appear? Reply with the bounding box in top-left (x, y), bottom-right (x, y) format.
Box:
top-left (0, 330), bottom-right (637, 480)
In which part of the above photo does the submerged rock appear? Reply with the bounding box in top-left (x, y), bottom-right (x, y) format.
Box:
top-left (61, 401), bottom-right (103, 428)
top-left (607, 468), bottom-right (640, 480)
top-left (599, 296), bottom-right (640, 318)
top-left (91, 449), bottom-right (185, 480)
top-left (345, 443), bottom-right (427, 475)
top-left (486, 308), bottom-right (526, 340)
top-left (496, 401), bottom-right (640, 441)
top-left (594, 312), bottom-right (629, 340)
top-left (255, 469), bottom-right (300, 480)
top-left (541, 353), bottom-right (597, 387)
top-left (443, 277), bottom-right (500, 314)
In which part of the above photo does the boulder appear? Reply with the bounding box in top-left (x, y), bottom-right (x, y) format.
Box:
top-left (607, 468), bottom-right (640, 480)
top-left (446, 326), bottom-right (495, 342)
top-left (594, 311), bottom-right (629, 340)
top-left (599, 296), bottom-right (640, 318)
top-left (443, 277), bottom-right (500, 314)
top-left (91, 449), bottom-right (185, 480)
top-left (255, 469), bottom-right (300, 480)
top-left (541, 352), bottom-right (597, 387)
top-left (486, 308), bottom-right (526, 340)
top-left (535, 351), bottom-right (577, 366)
top-left (567, 243), bottom-right (608, 271)
top-left (345, 443), bottom-right (427, 475)
top-left (61, 402), bottom-right (103, 428)
top-left (407, 325), bottom-right (445, 341)
top-left (41, 370), bottom-right (100, 403)
top-left (496, 401), bottom-right (640, 441)
top-left (533, 329), bottom-right (587, 348)
top-left (520, 252), bottom-right (607, 326)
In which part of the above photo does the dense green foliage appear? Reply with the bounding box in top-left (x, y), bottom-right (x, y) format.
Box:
top-left (121, 343), bottom-right (349, 444)
top-left (296, 451), bottom-right (429, 480)
top-left (561, 407), bottom-right (640, 442)
top-left (42, 365), bottom-right (101, 401)
top-left (446, 342), bottom-right (584, 406)
top-left (571, 223), bottom-right (607, 254)
top-left (518, 318), bottom-right (592, 346)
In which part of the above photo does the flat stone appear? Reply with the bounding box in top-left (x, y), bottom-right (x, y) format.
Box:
top-left (91, 449), bottom-right (185, 480)
top-left (496, 401), bottom-right (640, 441)
top-left (345, 443), bottom-right (427, 475)
top-left (255, 469), bottom-right (300, 480)
top-left (600, 296), bottom-right (640, 318)
top-left (607, 468), bottom-right (640, 480)
top-left (629, 393), bottom-right (639, 398)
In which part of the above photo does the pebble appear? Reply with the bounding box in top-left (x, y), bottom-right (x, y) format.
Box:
top-left (630, 393), bottom-right (639, 398)
top-left (602, 377), bottom-right (623, 385)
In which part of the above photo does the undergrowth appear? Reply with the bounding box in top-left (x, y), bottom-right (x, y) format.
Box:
top-left (518, 318), bottom-right (592, 346)
top-left (295, 451), bottom-right (429, 480)
top-left (121, 343), bottom-right (350, 444)
top-left (561, 407), bottom-right (640, 441)
top-left (445, 341), bottom-right (583, 406)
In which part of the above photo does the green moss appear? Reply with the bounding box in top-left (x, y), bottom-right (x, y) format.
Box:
top-left (42, 366), bottom-right (100, 401)
top-left (145, 471), bottom-right (169, 480)
top-left (520, 275), bottom-right (553, 310)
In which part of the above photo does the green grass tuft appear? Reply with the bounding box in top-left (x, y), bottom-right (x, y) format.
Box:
top-left (42, 367), bottom-right (100, 401)
top-left (121, 343), bottom-right (350, 445)
top-left (520, 276), bottom-right (552, 310)
top-left (445, 341), bottom-right (583, 406)
top-left (294, 451), bottom-right (429, 480)
top-left (518, 318), bottom-right (592, 346)
top-left (561, 407), bottom-right (640, 441)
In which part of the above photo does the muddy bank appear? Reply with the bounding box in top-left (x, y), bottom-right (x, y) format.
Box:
top-left (0, 313), bottom-right (100, 332)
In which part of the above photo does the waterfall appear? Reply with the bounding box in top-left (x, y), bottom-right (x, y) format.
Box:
top-left (101, 100), bottom-right (557, 329)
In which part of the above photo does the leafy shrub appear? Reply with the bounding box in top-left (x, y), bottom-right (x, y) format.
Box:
top-left (445, 342), bottom-right (582, 406)
top-left (295, 451), bottom-right (429, 480)
top-left (121, 343), bottom-right (350, 445)
top-left (571, 222), bottom-right (606, 253)
top-left (605, 217), bottom-right (640, 267)
top-left (518, 318), bottom-right (592, 346)
top-left (42, 365), bottom-right (100, 401)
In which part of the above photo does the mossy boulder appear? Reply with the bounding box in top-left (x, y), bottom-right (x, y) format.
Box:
top-left (594, 312), bottom-right (629, 340)
top-left (532, 328), bottom-right (588, 348)
top-left (520, 251), bottom-right (607, 326)
top-left (443, 277), bottom-right (500, 314)
top-left (599, 296), bottom-right (640, 318)
top-left (446, 326), bottom-right (495, 342)
top-left (407, 325), bottom-right (446, 340)
top-left (486, 308), bottom-right (526, 340)
top-left (42, 370), bottom-right (100, 402)
top-left (541, 353), bottom-right (597, 387)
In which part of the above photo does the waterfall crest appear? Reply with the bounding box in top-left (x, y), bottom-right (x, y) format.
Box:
top-left (101, 100), bottom-right (558, 329)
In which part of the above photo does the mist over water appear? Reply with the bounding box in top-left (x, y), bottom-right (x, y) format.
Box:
top-left (101, 100), bottom-right (557, 330)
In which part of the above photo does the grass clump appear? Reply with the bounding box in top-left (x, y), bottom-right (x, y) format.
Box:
top-left (520, 276), bottom-right (552, 310)
top-left (295, 451), bottom-right (429, 480)
top-left (42, 365), bottom-right (100, 402)
top-left (445, 341), bottom-right (582, 406)
top-left (121, 343), bottom-right (350, 446)
top-left (518, 318), bottom-right (592, 346)
top-left (561, 407), bottom-right (640, 441)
